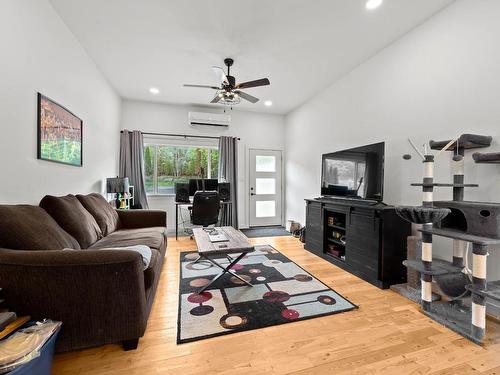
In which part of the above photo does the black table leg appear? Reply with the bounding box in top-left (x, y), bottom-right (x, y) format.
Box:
top-left (197, 253), bottom-right (253, 293)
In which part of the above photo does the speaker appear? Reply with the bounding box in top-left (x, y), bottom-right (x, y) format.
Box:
top-left (218, 182), bottom-right (231, 202)
top-left (175, 183), bottom-right (190, 202)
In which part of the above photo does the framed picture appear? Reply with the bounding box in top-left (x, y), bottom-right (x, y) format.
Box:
top-left (37, 93), bottom-right (83, 166)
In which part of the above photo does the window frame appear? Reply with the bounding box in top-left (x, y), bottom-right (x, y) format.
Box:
top-left (144, 143), bottom-right (219, 196)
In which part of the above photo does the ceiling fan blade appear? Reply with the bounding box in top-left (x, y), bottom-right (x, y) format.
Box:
top-left (210, 93), bottom-right (222, 104)
top-left (235, 90), bottom-right (259, 104)
top-left (235, 78), bottom-right (270, 89)
top-left (212, 66), bottom-right (229, 85)
top-left (183, 84), bottom-right (220, 89)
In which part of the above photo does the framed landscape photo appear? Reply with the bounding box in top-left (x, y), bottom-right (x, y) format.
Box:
top-left (37, 93), bottom-right (83, 166)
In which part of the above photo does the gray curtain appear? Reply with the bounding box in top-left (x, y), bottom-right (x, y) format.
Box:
top-left (119, 130), bottom-right (149, 209)
top-left (218, 136), bottom-right (238, 227)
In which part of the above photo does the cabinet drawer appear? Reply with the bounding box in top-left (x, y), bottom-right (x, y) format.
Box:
top-left (346, 242), bottom-right (378, 266)
top-left (348, 255), bottom-right (379, 279)
top-left (305, 202), bottom-right (323, 255)
top-left (347, 214), bottom-right (380, 247)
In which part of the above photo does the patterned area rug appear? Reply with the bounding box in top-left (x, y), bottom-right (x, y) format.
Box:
top-left (177, 245), bottom-right (357, 343)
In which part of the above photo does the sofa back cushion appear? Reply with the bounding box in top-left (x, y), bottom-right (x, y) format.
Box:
top-left (0, 205), bottom-right (80, 250)
top-left (76, 193), bottom-right (120, 236)
top-left (40, 195), bottom-right (103, 248)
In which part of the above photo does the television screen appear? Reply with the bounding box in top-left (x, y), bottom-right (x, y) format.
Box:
top-left (321, 142), bottom-right (384, 201)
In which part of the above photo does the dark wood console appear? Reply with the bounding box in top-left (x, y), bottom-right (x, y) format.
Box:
top-left (304, 198), bottom-right (411, 289)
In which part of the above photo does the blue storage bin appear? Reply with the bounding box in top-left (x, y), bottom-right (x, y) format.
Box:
top-left (7, 325), bottom-right (61, 375)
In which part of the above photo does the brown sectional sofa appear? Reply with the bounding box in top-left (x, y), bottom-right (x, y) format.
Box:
top-left (0, 193), bottom-right (167, 352)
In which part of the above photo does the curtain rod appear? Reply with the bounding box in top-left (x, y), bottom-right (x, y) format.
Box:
top-left (121, 130), bottom-right (240, 141)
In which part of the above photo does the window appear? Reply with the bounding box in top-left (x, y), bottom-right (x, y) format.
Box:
top-left (144, 145), bottom-right (219, 195)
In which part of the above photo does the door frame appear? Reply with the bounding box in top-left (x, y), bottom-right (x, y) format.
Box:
top-left (247, 148), bottom-right (284, 228)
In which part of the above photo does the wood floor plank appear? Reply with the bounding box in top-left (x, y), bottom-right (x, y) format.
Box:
top-left (52, 235), bottom-right (500, 374)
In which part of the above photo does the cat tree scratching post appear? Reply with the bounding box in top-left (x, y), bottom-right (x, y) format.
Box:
top-left (452, 147), bottom-right (466, 268)
top-left (421, 154), bottom-right (434, 312)
top-left (396, 133), bottom-right (500, 344)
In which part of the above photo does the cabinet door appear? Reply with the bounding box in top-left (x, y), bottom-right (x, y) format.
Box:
top-left (346, 211), bottom-right (380, 279)
top-left (305, 202), bottom-right (323, 255)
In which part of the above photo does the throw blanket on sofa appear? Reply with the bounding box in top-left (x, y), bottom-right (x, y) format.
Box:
top-left (64, 245), bottom-right (152, 270)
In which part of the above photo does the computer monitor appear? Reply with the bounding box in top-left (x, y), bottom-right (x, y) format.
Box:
top-left (189, 179), bottom-right (218, 196)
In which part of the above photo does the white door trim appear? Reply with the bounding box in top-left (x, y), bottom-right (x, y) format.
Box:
top-left (248, 148), bottom-right (283, 227)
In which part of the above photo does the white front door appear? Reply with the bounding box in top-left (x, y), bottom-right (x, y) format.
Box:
top-left (249, 149), bottom-right (283, 227)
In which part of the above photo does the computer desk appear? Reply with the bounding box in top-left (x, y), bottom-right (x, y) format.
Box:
top-left (174, 200), bottom-right (233, 240)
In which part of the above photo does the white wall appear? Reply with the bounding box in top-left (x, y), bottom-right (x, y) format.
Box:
top-left (0, 0), bottom-right (121, 204)
top-left (121, 100), bottom-right (286, 230)
top-left (285, 0), bottom-right (500, 284)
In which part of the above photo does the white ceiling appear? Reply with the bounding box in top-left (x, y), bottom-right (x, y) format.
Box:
top-left (50, 0), bottom-right (454, 114)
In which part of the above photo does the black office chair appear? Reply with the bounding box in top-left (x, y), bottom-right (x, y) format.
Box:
top-left (191, 191), bottom-right (221, 227)
top-left (189, 191), bottom-right (221, 262)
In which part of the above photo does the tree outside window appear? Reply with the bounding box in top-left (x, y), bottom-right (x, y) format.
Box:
top-left (144, 145), bottom-right (219, 195)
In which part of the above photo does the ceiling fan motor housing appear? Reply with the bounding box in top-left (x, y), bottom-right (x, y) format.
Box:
top-left (226, 75), bottom-right (236, 87)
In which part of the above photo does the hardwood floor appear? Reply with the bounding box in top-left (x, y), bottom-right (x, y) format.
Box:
top-left (53, 236), bottom-right (500, 374)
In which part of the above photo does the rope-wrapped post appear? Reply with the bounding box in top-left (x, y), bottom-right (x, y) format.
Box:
top-left (471, 243), bottom-right (487, 341)
top-left (421, 154), bottom-right (434, 311)
top-left (452, 147), bottom-right (466, 267)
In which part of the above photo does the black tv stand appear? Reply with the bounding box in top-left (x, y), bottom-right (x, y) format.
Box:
top-left (304, 198), bottom-right (411, 289)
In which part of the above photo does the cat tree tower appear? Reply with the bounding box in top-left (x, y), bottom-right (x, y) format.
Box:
top-left (394, 134), bottom-right (500, 344)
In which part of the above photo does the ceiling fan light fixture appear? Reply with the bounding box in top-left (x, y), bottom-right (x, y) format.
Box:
top-left (366, 0), bottom-right (383, 10)
top-left (184, 58), bottom-right (270, 106)
top-left (219, 92), bottom-right (241, 105)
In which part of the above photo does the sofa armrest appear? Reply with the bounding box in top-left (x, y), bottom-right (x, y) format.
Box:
top-left (117, 209), bottom-right (167, 229)
top-left (0, 249), bottom-right (148, 351)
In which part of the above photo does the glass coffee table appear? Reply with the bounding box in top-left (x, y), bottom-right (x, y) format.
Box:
top-left (192, 226), bottom-right (255, 293)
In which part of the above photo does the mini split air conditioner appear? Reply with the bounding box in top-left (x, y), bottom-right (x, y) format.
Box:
top-left (188, 112), bottom-right (231, 128)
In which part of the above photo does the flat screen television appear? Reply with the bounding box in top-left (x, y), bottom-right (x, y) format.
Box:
top-left (321, 142), bottom-right (385, 201)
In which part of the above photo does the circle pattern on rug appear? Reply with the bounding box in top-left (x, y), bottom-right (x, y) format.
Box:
top-left (230, 274), bottom-right (252, 285)
top-left (256, 276), bottom-right (266, 282)
top-left (184, 253), bottom-right (199, 261)
top-left (263, 259), bottom-right (283, 268)
top-left (185, 261), bottom-right (212, 271)
top-left (231, 264), bottom-right (244, 271)
top-left (190, 305), bottom-right (214, 316)
top-left (281, 309), bottom-right (300, 320)
top-left (220, 314), bottom-right (248, 329)
top-left (294, 274), bottom-right (313, 282)
top-left (189, 278), bottom-right (211, 288)
top-left (263, 290), bottom-right (290, 303)
top-left (249, 268), bottom-right (261, 274)
top-left (317, 295), bottom-right (336, 305)
top-left (187, 291), bottom-right (212, 304)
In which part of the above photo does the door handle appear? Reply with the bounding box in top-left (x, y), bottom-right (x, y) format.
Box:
top-left (250, 193), bottom-right (256, 196)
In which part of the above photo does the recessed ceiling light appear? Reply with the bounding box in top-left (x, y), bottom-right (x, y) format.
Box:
top-left (366, 0), bottom-right (383, 10)
top-left (149, 87), bottom-right (160, 95)
top-left (264, 100), bottom-right (273, 107)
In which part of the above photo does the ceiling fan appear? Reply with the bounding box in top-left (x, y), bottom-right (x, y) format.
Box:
top-left (183, 58), bottom-right (270, 105)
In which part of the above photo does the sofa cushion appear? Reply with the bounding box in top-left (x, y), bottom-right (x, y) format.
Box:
top-left (0, 205), bottom-right (80, 250)
top-left (88, 227), bottom-right (166, 251)
top-left (40, 195), bottom-right (103, 248)
top-left (76, 193), bottom-right (120, 236)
